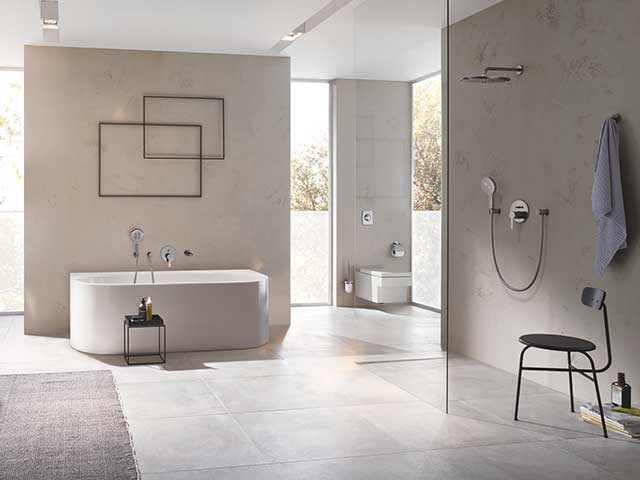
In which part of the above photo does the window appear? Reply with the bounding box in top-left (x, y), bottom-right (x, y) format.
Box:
top-left (0, 69), bottom-right (24, 313)
top-left (412, 74), bottom-right (442, 309)
top-left (290, 82), bottom-right (331, 305)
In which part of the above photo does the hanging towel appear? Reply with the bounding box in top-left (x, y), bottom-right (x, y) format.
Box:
top-left (592, 117), bottom-right (627, 276)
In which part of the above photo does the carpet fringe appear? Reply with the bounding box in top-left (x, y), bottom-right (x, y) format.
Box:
top-left (112, 373), bottom-right (142, 480)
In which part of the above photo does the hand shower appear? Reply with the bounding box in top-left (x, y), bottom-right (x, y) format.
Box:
top-left (480, 177), bottom-right (550, 292)
top-left (481, 176), bottom-right (497, 210)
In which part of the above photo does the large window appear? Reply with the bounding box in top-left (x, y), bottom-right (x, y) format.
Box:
top-left (412, 74), bottom-right (442, 309)
top-left (0, 70), bottom-right (24, 313)
top-left (290, 82), bottom-right (331, 305)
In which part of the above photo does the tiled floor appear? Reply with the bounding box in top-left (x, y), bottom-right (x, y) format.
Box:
top-left (0, 307), bottom-right (638, 479)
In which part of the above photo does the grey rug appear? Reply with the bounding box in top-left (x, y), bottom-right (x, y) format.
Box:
top-left (0, 371), bottom-right (139, 480)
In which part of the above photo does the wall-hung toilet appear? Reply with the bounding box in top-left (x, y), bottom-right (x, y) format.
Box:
top-left (355, 268), bottom-right (412, 304)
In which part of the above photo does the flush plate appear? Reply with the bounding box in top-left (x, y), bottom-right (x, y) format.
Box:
top-left (362, 210), bottom-right (373, 226)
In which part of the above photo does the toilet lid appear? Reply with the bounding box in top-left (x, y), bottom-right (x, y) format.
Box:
top-left (359, 269), bottom-right (412, 278)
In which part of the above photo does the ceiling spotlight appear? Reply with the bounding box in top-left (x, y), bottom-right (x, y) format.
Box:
top-left (40, 0), bottom-right (59, 41)
top-left (42, 18), bottom-right (59, 30)
top-left (282, 30), bottom-right (304, 42)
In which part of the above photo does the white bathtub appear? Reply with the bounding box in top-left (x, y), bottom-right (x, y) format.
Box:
top-left (70, 270), bottom-right (269, 355)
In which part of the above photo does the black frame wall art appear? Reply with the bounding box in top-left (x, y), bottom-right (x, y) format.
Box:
top-left (98, 122), bottom-right (203, 198)
top-left (143, 95), bottom-right (225, 160)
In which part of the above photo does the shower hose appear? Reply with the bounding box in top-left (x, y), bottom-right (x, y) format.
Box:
top-left (489, 209), bottom-right (548, 292)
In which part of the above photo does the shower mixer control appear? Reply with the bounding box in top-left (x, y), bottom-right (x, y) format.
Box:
top-left (509, 199), bottom-right (529, 230)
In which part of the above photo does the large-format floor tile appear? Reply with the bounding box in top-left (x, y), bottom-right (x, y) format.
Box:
top-left (550, 437), bottom-right (640, 477)
top-left (361, 358), bottom-right (448, 409)
top-left (351, 402), bottom-right (558, 450)
top-left (142, 464), bottom-right (283, 480)
top-left (117, 379), bottom-right (226, 419)
top-left (142, 441), bottom-right (618, 480)
top-left (194, 359), bottom-right (300, 380)
top-left (233, 406), bottom-right (407, 462)
top-left (205, 369), bottom-right (416, 413)
top-left (461, 441), bottom-right (620, 480)
top-left (129, 414), bottom-right (270, 473)
top-left (450, 391), bottom-right (601, 439)
top-left (447, 363), bottom-right (556, 401)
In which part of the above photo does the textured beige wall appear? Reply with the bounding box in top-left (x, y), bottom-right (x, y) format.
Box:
top-left (333, 80), bottom-right (412, 307)
top-left (25, 46), bottom-right (290, 335)
top-left (449, 0), bottom-right (640, 402)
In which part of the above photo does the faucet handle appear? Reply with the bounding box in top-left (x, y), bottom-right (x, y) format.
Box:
top-left (184, 249), bottom-right (194, 257)
top-left (160, 245), bottom-right (177, 268)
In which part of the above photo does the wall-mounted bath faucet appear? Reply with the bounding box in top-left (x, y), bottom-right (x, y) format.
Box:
top-left (161, 245), bottom-right (177, 268)
top-left (146, 251), bottom-right (156, 284)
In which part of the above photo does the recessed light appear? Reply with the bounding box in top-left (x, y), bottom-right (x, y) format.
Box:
top-left (282, 31), bottom-right (304, 42)
top-left (42, 18), bottom-right (59, 29)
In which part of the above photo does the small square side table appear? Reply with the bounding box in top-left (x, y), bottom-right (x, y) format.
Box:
top-left (123, 314), bottom-right (167, 365)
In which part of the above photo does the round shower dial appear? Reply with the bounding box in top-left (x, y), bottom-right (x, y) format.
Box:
top-left (160, 245), bottom-right (177, 267)
top-left (509, 199), bottom-right (530, 229)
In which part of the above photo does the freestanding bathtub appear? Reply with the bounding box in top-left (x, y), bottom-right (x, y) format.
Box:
top-left (70, 270), bottom-right (269, 355)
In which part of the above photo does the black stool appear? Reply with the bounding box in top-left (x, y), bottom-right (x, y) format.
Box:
top-left (514, 287), bottom-right (612, 438)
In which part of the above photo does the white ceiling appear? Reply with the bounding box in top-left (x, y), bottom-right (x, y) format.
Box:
top-left (0, 0), bottom-right (501, 81)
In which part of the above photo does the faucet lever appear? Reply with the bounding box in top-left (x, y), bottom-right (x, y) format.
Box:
top-left (160, 245), bottom-right (177, 269)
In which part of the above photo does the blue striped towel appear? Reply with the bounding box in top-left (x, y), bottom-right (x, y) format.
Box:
top-left (592, 117), bottom-right (627, 276)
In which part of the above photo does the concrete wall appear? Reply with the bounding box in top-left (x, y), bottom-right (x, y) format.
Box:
top-left (449, 0), bottom-right (640, 402)
top-left (333, 79), bottom-right (412, 306)
top-left (25, 46), bottom-right (290, 335)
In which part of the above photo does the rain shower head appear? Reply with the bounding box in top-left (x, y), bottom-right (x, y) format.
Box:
top-left (460, 65), bottom-right (524, 84)
top-left (481, 176), bottom-right (496, 209)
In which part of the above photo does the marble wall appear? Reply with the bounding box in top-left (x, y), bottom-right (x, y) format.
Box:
top-left (25, 46), bottom-right (290, 334)
top-left (448, 0), bottom-right (640, 402)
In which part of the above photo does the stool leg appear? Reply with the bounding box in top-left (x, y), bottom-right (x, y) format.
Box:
top-left (583, 352), bottom-right (608, 438)
top-left (514, 346), bottom-right (529, 421)
top-left (567, 352), bottom-right (575, 413)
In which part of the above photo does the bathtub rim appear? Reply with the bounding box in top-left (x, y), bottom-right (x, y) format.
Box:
top-left (70, 269), bottom-right (268, 287)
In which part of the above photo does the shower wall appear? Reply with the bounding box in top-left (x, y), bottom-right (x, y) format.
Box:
top-left (449, 0), bottom-right (640, 402)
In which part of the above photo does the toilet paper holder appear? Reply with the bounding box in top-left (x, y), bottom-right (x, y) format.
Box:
top-left (390, 241), bottom-right (405, 258)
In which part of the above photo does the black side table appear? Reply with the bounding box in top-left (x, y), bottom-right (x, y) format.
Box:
top-left (123, 314), bottom-right (167, 365)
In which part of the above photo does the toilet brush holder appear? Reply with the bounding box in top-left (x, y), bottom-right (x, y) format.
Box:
top-left (344, 280), bottom-right (353, 294)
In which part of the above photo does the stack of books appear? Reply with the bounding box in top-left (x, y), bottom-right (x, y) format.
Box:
top-left (580, 403), bottom-right (640, 438)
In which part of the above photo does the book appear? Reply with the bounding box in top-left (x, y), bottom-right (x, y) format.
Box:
top-left (580, 403), bottom-right (640, 438)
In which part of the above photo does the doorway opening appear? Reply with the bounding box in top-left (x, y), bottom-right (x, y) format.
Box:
top-left (411, 73), bottom-right (442, 311)
top-left (290, 81), bottom-right (332, 306)
top-left (0, 68), bottom-right (24, 314)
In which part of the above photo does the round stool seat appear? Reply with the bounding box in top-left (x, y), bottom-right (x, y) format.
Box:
top-left (519, 334), bottom-right (596, 352)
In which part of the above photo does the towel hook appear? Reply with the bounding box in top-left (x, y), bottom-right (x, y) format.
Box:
top-left (611, 113), bottom-right (621, 121)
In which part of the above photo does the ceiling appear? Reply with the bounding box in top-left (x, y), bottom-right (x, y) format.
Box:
top-left (0, 0), bottom-right (501, 81)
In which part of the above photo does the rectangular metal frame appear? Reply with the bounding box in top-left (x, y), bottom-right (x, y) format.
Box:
top-left (99, 121), bottom-right (203, 198)
top-left (123, 316), bottom-right (167, 365)
top-left (143, 95), bottom-right (225, 160)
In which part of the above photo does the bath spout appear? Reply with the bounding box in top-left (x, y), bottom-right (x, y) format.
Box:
top-left (146, 251), bottom-right (156, 284)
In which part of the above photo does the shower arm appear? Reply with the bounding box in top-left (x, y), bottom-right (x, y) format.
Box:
top-left (484, 66), bottom-right (524, 76)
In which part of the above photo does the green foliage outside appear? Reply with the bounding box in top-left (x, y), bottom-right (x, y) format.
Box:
top-left (291, 139), bottom-right (329, 211)
top-left (0, 74), bottom-right (24, 311)
top-left (413, 75), bottom-right (442, 211)
top-left (0, 78), bottom-right (23, 208)
top-left (290, 76), bottom-right (441, 212)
